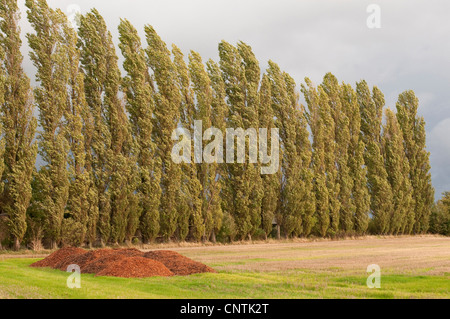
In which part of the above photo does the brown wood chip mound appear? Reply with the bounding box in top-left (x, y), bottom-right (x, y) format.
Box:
top-left (112, 248), bottom-right (145, 257)
top-left (30, 247), bottom-right (214, 278)
top-left (54, 248), bottom-right (116, 271)
top-left (30, 247), bottom-right (86, 268)
top-left (143, 250), bottom-right (216, 276)
top-left (82, 254), bottom-right (129, 274)
top-left (95, 256), bottom-right (173, 278)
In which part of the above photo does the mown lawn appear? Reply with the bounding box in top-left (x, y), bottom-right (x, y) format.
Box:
top-left (0, 258), bottom-right (448, 299)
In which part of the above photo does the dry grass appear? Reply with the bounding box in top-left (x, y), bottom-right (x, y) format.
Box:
top-left (158, 235), bottom-right (450, 276)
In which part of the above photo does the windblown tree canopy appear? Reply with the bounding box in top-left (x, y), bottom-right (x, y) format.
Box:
top-left (0, 0), bottom-right (37, 251)
top-left (0, 0), bottom-right (440, 250)
top-left (26, 0), bottom-right (71, 250)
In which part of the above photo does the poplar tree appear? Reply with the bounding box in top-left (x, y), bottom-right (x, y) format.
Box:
top-left (189, 51), bottom-right (223, 242)
top-left (0, 57), bottom-right (4, 198)
top-left (98, 14), bottom-right (138, 245)
top-left (219, 41), bottom-right (262, 240)
top-left (284, 73), bottom-right (315, 237)
top-left (267, 63), bottom-right (314, 238)
top-left (317, 78), bottom-right (340, 236)
top-left (302, 78), bottom-right (331, 236)
top-left (258, 74), bottom-right (279, 238)
top-left (80, 104), bottom-right (99, 246)
top-left (0, 0), bottom-right (37, 250)
top-left (172, 45), bottom-right (203, 241)
top-left (77, 10), bottom-right (112, 244)
top-left (340, 83), bottom-right (370, 234)
top-left (322, 74), bottom-right (353, 234)
top-left (0, 128), bottom-right (3, 200)
top-left (206, 59), bottom-right (227, 242)
top-left (237, 42), bottom-right (264, 239)
top-left (57, 14), bottom-right (100, 246)
top-left (102, 15), bottom-right (138, 244)
top-left (78, 9), bottom-right (137, 245)
top-left (382, 109), bottom-right (413, 234)
top-left (118, 19), bottom-right (161, 243)
top-left (267, 61), bottom-right (288, 238)
top-left (430, 192), bottom-right (450, 236)
top-left (26, 0), bottom-right (70, 248)
top-left (145, 25), bottom-right (182, 240)
top-left (396, 91), bottom-right (434, 233)
top-left (0, 117), bottom-right (5, 248)
top-left (357, 81), bottom-right (393, 234)
top-left (218, 40), bottom-right (250, 239)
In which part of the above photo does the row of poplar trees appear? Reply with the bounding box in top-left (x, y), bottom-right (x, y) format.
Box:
top-left (0, 0), bottom-right (435, 250)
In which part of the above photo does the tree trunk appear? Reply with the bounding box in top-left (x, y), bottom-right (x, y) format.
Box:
top-left (13, 237), bottom-right (20, 251)
top-left (248, 233), bottom-right (252, 241)
top-left (51, 240), bottom-right (58, 250)
top-left (210, 230), bottom-right (216, 244)
top-left (276, 225), bottom-right (281, 240)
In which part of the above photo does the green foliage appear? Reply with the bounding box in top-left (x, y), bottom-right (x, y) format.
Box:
top-left (356, 81), bottom-right (393, 234)
top-left (118, 19), bottom-right (161, 243)
top-left (302, 78), bottom-right (330, 236)
top-left (26, 0), bottom-right (71, 249)
top-left (0, 0), bottom-right (38, 250)
top-left (340, 83), bottom-right (370, 234)
top-left (0, 106), bottom-right (4, 202)
top-left (322, 74), bottom-right (353, 233)
top-left (268, 62), bottom-right (315, 238)
top-left (189, 51), bottom-right (224, 242)
top-left (78, 9), bottom-right (138, 245)
top-left (216, 211), bottom-right (237, 243)
top-left (77, 9), bottom-right (113, 245)
top-left (145, 25), bottom-right (182, 240)
top-left (219, 41), bottom-right (262, 240)
top-left (0, 2), bottom-right (444, 247)
top-left (429, 193), bottom-right (450, 236)
top-left (258, 74), bottom-right (280, 238)
top-left (396, 91), bottom-right (434, 233)
top-left (382, 109), bottom-right (414, 234)
top-left (61, 218), bottom-right (86, 247)
top-left (173, 45), bottom-right (203, 241)
top-left (60, 13), bottom-right (92, 247)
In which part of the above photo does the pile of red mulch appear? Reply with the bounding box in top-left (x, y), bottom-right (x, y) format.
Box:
top-left (30, 247), bottom-right (86, 268)
top-left (30, 247), bottom-right (215, 278)
top-left (96, 257), bottom-right (173, 278)
top-left (54, 248), bottom-right (115, 271)
top-left (82, 253), bottom-right (129, 274)
top-left (143, 250), bottom-right (216, 276)
top-left (112, 248), bottom-right (144, 257)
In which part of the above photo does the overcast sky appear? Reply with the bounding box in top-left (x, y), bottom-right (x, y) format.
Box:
top-left (16, 0), bottom-right (450, 200)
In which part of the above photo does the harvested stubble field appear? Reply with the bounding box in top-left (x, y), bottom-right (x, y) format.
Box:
top-left (0, 235), bottom-right (449, 299)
